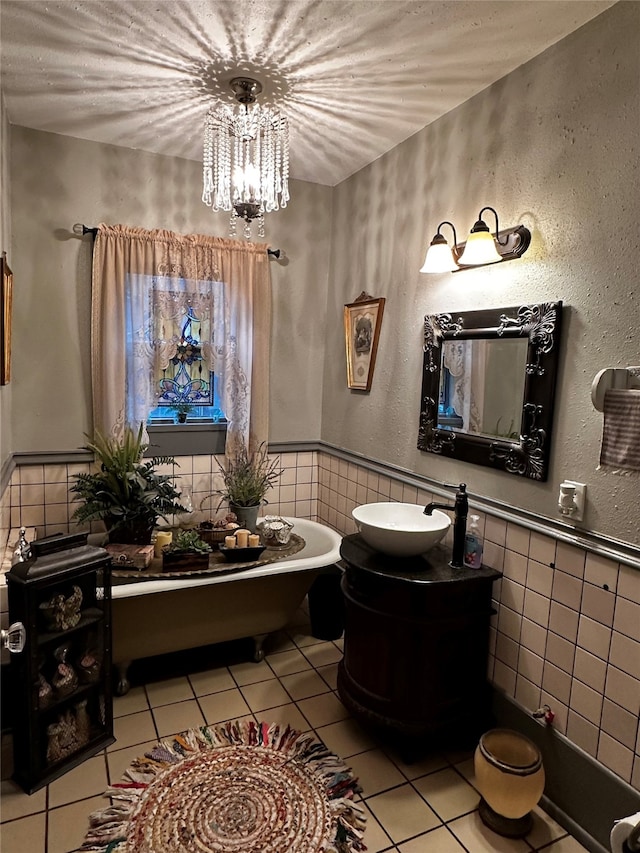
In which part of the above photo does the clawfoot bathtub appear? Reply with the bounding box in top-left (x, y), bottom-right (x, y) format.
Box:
top-left (111, 518), bottom-right (342, 695)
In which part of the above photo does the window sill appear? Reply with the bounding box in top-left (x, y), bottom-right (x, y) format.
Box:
top-left (146, 422), bottom-right (227, 457)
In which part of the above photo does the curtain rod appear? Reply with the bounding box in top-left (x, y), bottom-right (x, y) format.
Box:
top-left (72, 224), bottom-right (281, 258)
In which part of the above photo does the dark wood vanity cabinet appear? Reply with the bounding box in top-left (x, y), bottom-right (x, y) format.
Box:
top-left (338, 535), bottom-right (501, 748)
top-left (7, 533), bottom-right (115, 793)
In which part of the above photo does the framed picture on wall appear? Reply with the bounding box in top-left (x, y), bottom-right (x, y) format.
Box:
top-left (1, 253), bottom-right (12, 386)
top-left (344, 292), bottom-right (385, 391)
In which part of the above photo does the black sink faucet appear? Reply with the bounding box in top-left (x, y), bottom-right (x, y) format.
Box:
top-left (424, 483), bottom-right (468, 569)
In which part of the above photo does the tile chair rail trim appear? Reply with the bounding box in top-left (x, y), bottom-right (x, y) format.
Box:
top-left (4, 441), bottom-right (640, 572)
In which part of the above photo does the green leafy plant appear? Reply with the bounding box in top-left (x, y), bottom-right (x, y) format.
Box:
top-left (169, 402), bottom-right (193, 423)
top-left (216, 442), bottom-right (283, 508)
top-left (70, 423), bottom-right (186, 543)
top-left (164, 529), bottom-right (212, 555)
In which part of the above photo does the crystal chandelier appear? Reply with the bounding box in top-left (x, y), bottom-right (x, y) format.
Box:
top-left (202, 77), bottom-right (290, 239)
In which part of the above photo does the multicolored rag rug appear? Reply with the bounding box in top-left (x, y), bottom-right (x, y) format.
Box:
top-left (81, 720), bottom-right (367, 853)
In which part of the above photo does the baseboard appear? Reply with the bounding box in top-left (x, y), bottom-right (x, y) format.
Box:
top-left (491, 689), bottom-right (640, 853)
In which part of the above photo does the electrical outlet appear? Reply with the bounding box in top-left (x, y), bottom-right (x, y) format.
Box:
top-left (561, 480), bottom-right (586, 522)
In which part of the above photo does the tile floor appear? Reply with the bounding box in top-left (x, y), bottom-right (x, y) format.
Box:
top-left (1, 603), bottom-right (591, 853)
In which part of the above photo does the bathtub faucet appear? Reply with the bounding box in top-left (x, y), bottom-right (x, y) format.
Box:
top-left (424, 483), bottom-right (468, 569)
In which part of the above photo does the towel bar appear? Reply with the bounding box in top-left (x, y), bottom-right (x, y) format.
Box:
top-left (591, 367), bottom-right (640, 412)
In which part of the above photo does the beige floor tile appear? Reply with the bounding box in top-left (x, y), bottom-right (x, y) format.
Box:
top-left (348, 749), bottom-right (406, 796)
top-left (448, 812), bottom-right (531, 852)
top-left (229, 659), bottom-right (273, 685)
top-left (316, 719), bottom-right (377, 758)
top-left (189, 667), bottom-right (235, 696)
top-left (318, 663), bottom-right (339, 689)
top-left (0, 811), bottom-right (46, 853)
top-left (47, 794), bottom-right (104, 853)
top-left (361, 803), bottom-right (395, 852)
top-left (452, 756), bottom-right (477, 788)
top-left (112, 685), bottom-right (149, 717)
top-left (48, 755), bottom-right (108, 808)
top-left (398, 825), bottom-right (467, 852)
top-left (266, 648), bottom-right (312, 676)
top-left (241, 678), bottom-right (291, 712)
top-left (113, 709), bottom-right (157, 749)
top-left (386, 749), bottom-right (448, 780)
top-left (145, 675), bottom-right (194, 707)
top-left (413, 768), bottom-right (479, 822)
top-left (301, 642), bottom-right (343, 668)
top-left (257, 702), bottom-right (311, 732)
top-left (152, 698), bottom-right (206, 737)
top-left (297, 692), bottom-right (349, 727)
top-left (106, 739), bottom-right (158, 783)
top-left (538, 833), bottom-right (588, 851)
top-left (367, 783), bottom-right (441, 844)
top-left (0, 780), bottom-right (46, 822)
top-left (198, 688), bottom-right (251, 724)
top-left (527, 806), bottom-right (571, 849)
top-left (280, 669), bottom-right (331, 700)
top-left (289, 630), bottom-right (324, 648)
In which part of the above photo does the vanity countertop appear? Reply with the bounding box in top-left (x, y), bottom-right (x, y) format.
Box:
top-left (340, 533), bottom-right (501, 584)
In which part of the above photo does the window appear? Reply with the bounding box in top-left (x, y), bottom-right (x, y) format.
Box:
top-left (146, 302), bottom-right (225, 424)
top-left (125, 274), bottom-right (227, 454)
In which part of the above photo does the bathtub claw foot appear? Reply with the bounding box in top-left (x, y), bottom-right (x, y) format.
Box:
top-left (252, 634), bottom-right (268, 662)
top-left (115, 661), bottom-right (132, 696)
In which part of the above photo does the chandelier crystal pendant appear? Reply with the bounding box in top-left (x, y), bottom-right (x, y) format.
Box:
top-left (202, 77), bottom-right (290, 239)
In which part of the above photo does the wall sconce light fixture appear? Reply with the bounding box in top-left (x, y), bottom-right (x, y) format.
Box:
top-left (421, 206), bottom-right (531, 273)
top-left (419, 221), bottom-right (460, 273)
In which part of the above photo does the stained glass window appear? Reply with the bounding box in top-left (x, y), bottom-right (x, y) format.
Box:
top-left (136, 281), bottom-right (225, 424)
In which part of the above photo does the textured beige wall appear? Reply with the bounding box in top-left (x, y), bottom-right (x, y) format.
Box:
top-left (322, 2), bottom-right (640, 544)
top-left (9, 129), bottom-right (332, 452)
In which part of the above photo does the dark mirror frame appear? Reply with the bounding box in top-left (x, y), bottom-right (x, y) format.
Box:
top-left (418, 301), bottom-right (563, 481)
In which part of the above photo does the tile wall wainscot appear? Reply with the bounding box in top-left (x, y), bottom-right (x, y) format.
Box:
top-left (2, 444), bottom-right (639, 801)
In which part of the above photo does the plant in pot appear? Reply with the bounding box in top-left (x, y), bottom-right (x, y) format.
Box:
top-left (169, 401), bottom-right (192, 424)
top-left (70, 423), bottom-right (187, 545)
top-left (161, 529), bottom-right (212, 573)
top-left (215, 441), bottom-right (283, 532)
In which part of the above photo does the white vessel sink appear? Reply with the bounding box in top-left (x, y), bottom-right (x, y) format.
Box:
top-left (352, 502), bottom-right (451, 557)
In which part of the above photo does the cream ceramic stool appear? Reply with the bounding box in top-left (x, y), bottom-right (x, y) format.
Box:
top-left (474, 728), bottom-right (545, 837)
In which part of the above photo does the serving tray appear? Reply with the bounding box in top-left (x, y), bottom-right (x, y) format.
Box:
top-left (111, 534), bottom-right (306, 583)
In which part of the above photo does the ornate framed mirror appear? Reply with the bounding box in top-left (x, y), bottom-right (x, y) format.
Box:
top-left (418, 302), bottom-right (563, 481)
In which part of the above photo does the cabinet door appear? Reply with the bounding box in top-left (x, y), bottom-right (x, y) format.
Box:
top-left (340, 568), bottom-right (495, 739)
top-left (9, 561), bottom-right (114, 793)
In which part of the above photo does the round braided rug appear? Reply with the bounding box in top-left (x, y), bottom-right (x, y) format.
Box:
top-left (81, 721), bottom-right (367, 853)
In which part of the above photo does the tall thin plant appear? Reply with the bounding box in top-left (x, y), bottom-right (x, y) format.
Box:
top-left (215, 442), bottom-right (283, 508)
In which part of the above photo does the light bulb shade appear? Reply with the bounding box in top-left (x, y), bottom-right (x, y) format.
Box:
top-left (420, 239), bottom-right (458, 273)
top-left (458, 228), bottom-right (502, 266)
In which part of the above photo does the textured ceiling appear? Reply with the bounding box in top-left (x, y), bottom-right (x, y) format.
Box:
top-left (1, 0), bottom-right (615, 186)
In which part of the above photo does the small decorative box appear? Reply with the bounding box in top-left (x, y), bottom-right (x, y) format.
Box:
top-left (106, 544), bottom-right (154, 569)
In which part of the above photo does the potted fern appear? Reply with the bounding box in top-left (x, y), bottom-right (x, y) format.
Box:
top-left (70, 423), bottom-right (186, 545)
top-left (215, 442), bottom-right (283, 532)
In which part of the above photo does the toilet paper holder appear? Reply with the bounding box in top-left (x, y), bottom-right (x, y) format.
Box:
top-left (616, 817), bottom-right (640, 853)
top-left (627, 820), bottom-right (640, 852)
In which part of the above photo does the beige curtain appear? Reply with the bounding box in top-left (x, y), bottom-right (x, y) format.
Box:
top-left (91, 224), bottom-right (271, 454)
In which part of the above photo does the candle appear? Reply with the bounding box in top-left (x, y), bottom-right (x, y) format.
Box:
top-left (224, 535), bottom-right (237, 548)
top-left (235, 529), bottom-right (249, 548)
top-left (248, 534), bottom-right (260, 547)
top-left (154, 531), bottom-right (172, 558)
